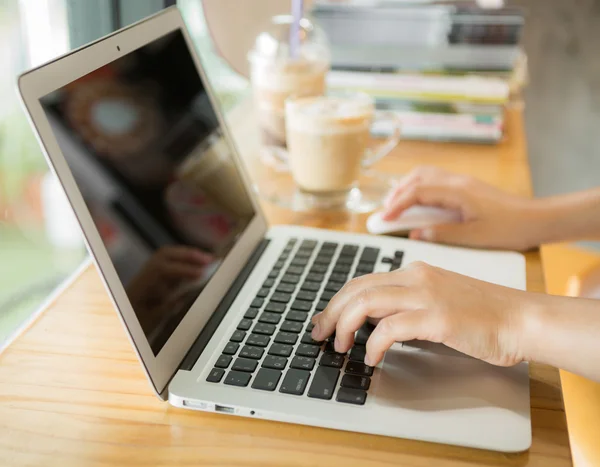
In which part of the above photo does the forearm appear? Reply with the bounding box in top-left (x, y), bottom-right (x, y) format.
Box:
top-left (520, 293), bottom-right (600, 381)
top-left (529, 188), bottom-right (600, 245)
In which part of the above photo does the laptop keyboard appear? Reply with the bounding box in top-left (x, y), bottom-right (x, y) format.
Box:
top-left (205, 238), bottom-right (404, 406)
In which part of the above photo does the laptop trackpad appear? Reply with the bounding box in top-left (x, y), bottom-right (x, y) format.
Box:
top-left (374, 342), bottom-right (528, 412)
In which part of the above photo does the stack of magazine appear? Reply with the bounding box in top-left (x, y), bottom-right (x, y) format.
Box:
top-left (313, 0), bottom-right (528, 144)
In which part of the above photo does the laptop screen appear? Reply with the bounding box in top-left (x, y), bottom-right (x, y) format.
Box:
top-left (40, 30), bottom-right (255, 355)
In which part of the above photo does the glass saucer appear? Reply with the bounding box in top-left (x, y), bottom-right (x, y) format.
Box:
top-left (250, 158), bottom-right (400, 213)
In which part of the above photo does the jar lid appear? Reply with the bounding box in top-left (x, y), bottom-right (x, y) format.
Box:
top-left (248, 15), bottom-right (330, 66)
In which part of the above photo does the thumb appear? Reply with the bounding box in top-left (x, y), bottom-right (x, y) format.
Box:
top-left (410, 222), bottom-right (484, 247)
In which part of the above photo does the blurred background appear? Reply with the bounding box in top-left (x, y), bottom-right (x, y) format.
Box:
top-left (1, 0), bottom-right (599, 345)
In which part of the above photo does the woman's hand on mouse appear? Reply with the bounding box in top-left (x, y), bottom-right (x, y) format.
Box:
top-left (382, 166), bottom-right (543, 250)
top-left (311, 261), bottom-right (534, 368)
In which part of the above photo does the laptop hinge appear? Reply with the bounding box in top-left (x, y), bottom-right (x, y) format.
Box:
top-left (177, 238), bottom-right (270, 372)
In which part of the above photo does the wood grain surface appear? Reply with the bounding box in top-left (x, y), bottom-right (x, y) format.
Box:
top-left (0, 108), bottom-right (572, 466)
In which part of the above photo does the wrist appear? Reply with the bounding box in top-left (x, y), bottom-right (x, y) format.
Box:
top-left (511, 199), bottom-right (555, 250)
top-left (516, 293), bottom-right (548, 363)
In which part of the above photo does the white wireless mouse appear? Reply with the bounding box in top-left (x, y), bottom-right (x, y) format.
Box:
top-left (366, 206), bottom-right (461, 236)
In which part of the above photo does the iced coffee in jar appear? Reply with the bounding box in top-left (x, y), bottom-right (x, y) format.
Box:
top-left (248, 15), bottom-right (329, 160)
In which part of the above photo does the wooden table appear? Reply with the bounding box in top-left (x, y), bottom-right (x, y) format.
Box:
top-left (0, 107), bottom-right (572, 466)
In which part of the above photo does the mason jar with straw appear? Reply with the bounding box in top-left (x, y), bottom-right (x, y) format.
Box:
top-left (248, 0), bottom-right (330, 162)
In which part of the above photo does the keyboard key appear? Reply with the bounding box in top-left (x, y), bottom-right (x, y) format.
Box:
top-left (320, 290), bottom-right (336, 301)
top-left (394, 250), bottom-right (404, 259)
top-left (356, 262), bottom-right (375, 273)
top-left (268, 343), bottom-right (294, 357)
top-left (240, 345), bottom-right (264, 360)
top-left (333, 264), bottom-right (351, 274)
top-left (232, 357), bottom-right (258, 373)
top-left (251, 298), bottom-right (264, 308)
top-left (270, 292), bottom-right (292, 303)
top-left (345, 361), bottom-right (374, 376)
top-left (262, 355), bottom-right (287, 370)
top-left (263, 278), bottom-right (275, 288)
top-left (274, 260), bottom-right (286, 269)
top-left (329, 272), bottom-right (347, 283)
top-left (336, 256), bottom-right (354, 266)
top-left (238, 319), bottom-right (252, 331)
top-left (308, 366), bottom-right (340, 400)
top-left (353, 271), bottom-right (368, 278)
top-left (301, 239), bottom-right (317, 249)
top-left (313, 255), bottom-right (333, 265)
top-left (246, 334), bottom-right (270, 347)
top-left (281, 274), bottom-right (301, 284)
top-left (279, 252), bottom-right (290, 261)
top-left (279, 369), bottom-right (310, 395)
top-left (306, 272), bottom-right (325, 282)
top-left (287, 311), bottom-right (308, 322)
top-left (349, 345), bottom-right (366, 362)
top-left (295, 249), bottom-right (312, 259)
top-left (251, 368), bottom-right (282, 391)
top-left (256, 287), bottom-right (270, 298)
top-left (268, 269), bottom-right (280, 279)
top-left (286, 266), bottom-right (304, 276)
top-left (206, 368), bottom-right (225, 383)
top-left (253, 323), bottom-right (276, 335)
top-left (276, 283), bottom-right (295, 294)
top-left (360, 247), bottom-right (380, 262)
top-left (259, 312), bottom-right (281, 325)
top-left (322, 241), bottom-right (338, 250)
top-left (287, 238), bottom-right (297, 246)
top-left (306, 322), bottom-right (315, 332)
top-left (291, 257), bottom-right (309, 267)
top-left (341, 374), bottom-right (371, 390)
top-left (310, 264), bottom-right (328, 274)
top-left (244, 308), bottom-right (258, 319)
top-left (274, 331), bottom-right (298, 345)
top-left (325, 281), bottom-right (344, 293)
top-left (355, 323), bottom-right (375, 346)
top-left (223, 342), bottom-right (239, 355)
top-left (296, 344), bottom-right (320, 358)
top-left (301, 281), bottom-right (320, 292)
top-left (301, 332), bottom-right (322, 345)
top-left (265, 302), bottom-right (286, 313)
top-left (230, 330), bottom-right (246, 343)
top-left (340, 244), bottom-right (359, 256)
top-left (280, 320), bottom-right (303, 333)
top-left (224, 370), bottom-right (252, 387)
top-left (215, 355), bottom-right (232, 368)
top-left (336, 387), bottom-right (367, 405)
top-left (320, 352), bottom-right (345, 368)
top-left (315, 300), bottom-right (329, 312)
top-left (390, 263), bottom-right (401, 271)
top-left (381, 257), bottom-right (394, 264)
top-left (296, 290), bottom-right (317, 302)
top-left (291, 356), bottom-right (316, 371)
top-left (291, 300), bottom-right (312, 312)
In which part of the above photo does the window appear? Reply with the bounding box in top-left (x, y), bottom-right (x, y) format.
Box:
top-left (0, 0), bottom-right (249, 345)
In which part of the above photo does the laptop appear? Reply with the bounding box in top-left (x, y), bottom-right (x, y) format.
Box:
top-left (18, 7), bottom-right (531, 452)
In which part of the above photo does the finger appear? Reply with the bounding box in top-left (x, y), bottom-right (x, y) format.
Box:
top-left (365, 310), bottom-right (433, 366)
top-left (334, 285), bottom-right (423, 353)
top-left (382, 166), bottom-right (451, 215)
top-left (382, 182), bottom-right (467, 221)
top-left (312, 272), bottom-right (411, 341)
top-left (410, 221), bottom-right (485, 247)
top-left (383, 173), bottom-right (420, 209)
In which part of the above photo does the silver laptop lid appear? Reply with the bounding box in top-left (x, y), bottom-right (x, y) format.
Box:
top-left (19, 8), bottom-right (268, 397)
